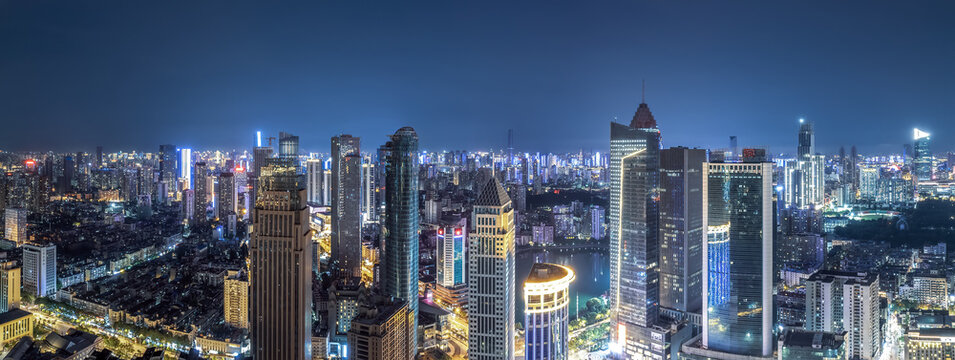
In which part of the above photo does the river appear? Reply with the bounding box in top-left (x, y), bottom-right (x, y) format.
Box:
top-left (515, 249), bottom-right (610, 326)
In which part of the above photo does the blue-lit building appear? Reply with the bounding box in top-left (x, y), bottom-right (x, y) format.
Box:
top-left (436, 215), bottom-right (467, 288)
top-left (914, 128), bottom-right (933, 181)
top-left (381, 126), bottom-right (420, 352)
top-left (524, 263), bottom-right (574, 360)
top-left (699, 155), bottom-right (774, 358)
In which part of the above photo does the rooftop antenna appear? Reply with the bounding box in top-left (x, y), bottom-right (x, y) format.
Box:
top-left (641, 79), bottom-right (646, 103)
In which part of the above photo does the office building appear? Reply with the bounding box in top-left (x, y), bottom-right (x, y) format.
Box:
top-left (468, 177), bottom-right (516, 360)
top-left (783, 120), bottom-right (825, 209)
top-left (4, 208), bottom-right (27, 245)
top-left (223, 270), bottom-right (249, 329)
top-left (22, 244), bottom-right (56, 298)
top-left (217, 172), bottom-right (236, 220)
top-left (701, 157), bottom-right (774, 357)
top-left (608, 101), bottom-right (667, 358)
top-left (250, 145), bottom-right (274, 217)
top-left (381, 127), bottom-right (420, 353)
top-left (193, 162), bottom-right (208, 223)
top-left (279, 131), bottom-right (300, 159)
top-left (805, 270), bottom-right (881, 360)
top-left (307, 158), bottom-right (324, 205)
top-left (159, 144), bottom-right (177, 198)
top-left (914, 128), bottom-right (933, 181)
top-left (524, 263), bottom-right (574, 360)
top-left (659, 147), bottom-right (705, 313)
top-left (347, 295), bottom-right (414, 360)
top-left (436, 216), bottom-right (467, 288)
top-left (331, 135), bottom-right (362, 278)
top-left (250, 158), bottom-right (312, 360)
top-left (179, 148), bottom-right (192, 190)
top-left (0, 261), bottom-right (21, 313)
top-left (361, 159), bottom-right (376, 224)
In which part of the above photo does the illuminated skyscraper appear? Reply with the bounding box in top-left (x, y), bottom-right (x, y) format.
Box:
top-left (0, 261), bottom-right (21, 313)
top-left (436, 216), bottom-right (467, 288)
top-left (331, 135), bottom-right (362, 278)
top-left (468, 177), bottom-right (515, 360)
top-left (223, 270), bottom-right (249, 329)
top-left (381, 127), bottom-right (420, 353)
top-left (4, 208), bottom-right (27, 245)
top-left (914, 128), bottom-right (933, 181)
top-left (361, 158), bottom-right (377, 224)
top-left (306, 158), bottom-right (324, 205)
top-left (179, 148), bottom-right (193, 190)
top-left (250, 145), bottom-right (274, 217)
top-left (659, 147), bottom-right (705, 313)
top-left (22, 243), bottom-right (56, 298)
top-left (608, 101), bottom-right (666, 358)
top-left (701, 156), bottom-right (773, 357)
top-left (524, 263), bottom-right (574, 360)
top-left (784, 120), bottom-right (825, 209)
top-left (250, 158), bottom-right (312, 360)
top-left (279, 131), bottom-right (300, 159)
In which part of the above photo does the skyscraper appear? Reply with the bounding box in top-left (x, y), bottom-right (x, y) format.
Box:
top-left (608, 101), bottom-right (666, 358)
top-left (250, 158), bottom-right (312, 360)
top-left (468, 177), bottom-right (516, 360)
top-left (701, 156), bottom-right (773, 357)
top-left (306, 158), bottom-right (324, 205)
top-left (4, 208), bottom-right (28, 245)
top-left (95, 146), bottom-right (103, 169)
top-left (331, 135), bottom-right (362, 278)
top-left (279, 131), bottom-right (300, 159)
top-left (524, 263), bottom-right (574, 360)
top-left (361, 158), bottom-right (377, 224)
top-left (179, 148), bottom-right (193, 190)
top-left (914, 128), bottom-right (933, 181)
top-left (659, 147), bottom-right (705, 313)
top-left (217, 172), bottom-right (236, 220)
top-left (22, 243), bottom-right (56, 298)
top-left (250, 145), bottom-right (274, 217)
top-left (0, 261), bottom-right (21, 313)
top-left (436, 216), bottom-right (467, 288)
top-left (159, 144), bottom-right (177, 198)
top-left (784, 120), bottom-right (825, 209)
top-left (223, 270), bottom-right (249, 329)
top-left (381, 127), bottom-right (420, 354)
top-left (193, 162), bottom-right (208, 223)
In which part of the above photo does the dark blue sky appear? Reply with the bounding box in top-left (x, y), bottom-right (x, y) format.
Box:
top-left (2, 1), bottom-right (953, 155)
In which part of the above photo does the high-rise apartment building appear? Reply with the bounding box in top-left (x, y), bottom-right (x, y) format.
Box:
top-left (22, 244), bottom-right (56, 298)
top-left (250, 158), bottom-right (312, 360)
top-left (805, 270), bottom-right (880, 360)
top-left (381, 127), bottom-right (420, 353)
top-left (701, 157), bottom-right (774, 357)
top-left (331, 135), bottom-right (362, 278)
top-left (0, 261), bottom-right (21, 313)
top-left (223, 270), bottom-right (249, 329)
top-left (524, 263), bottom-right (574, 360)
top-left (217, 172), bottom-right (236, 220)
top-left (659, 147), bottom-right (705, 313)
top-left (361, 159), bottom-right (376, 224)
top-left (307, 158), bottom-right (324, 205)
top-left (608, 102), bottom-right (667, 358)
top-left (193, 162), bottom-right (208, 223)
top-left (468, 177), bottom-right (516, 360)
top-left (4, 208), bottom-right (27, 245)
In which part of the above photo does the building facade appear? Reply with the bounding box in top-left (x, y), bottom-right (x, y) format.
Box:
top-left (250, 158), bottom-right (312, 360)
top-left (468, 177), bottom-right (516, 360)
top-left (331, 135), bottom-right (362, 278)
top-left (658, 147), bottom-right (705, 314)
top-left (524, 263), bottom-right (574, 360)
top-left (223, 270), bottom-right (248, 329)
top-left (22, 243), bottom-right (56, 298)
top-left (804, 270), bottom-right (881, 360)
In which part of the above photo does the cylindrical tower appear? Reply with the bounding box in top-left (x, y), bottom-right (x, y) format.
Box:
top-left (524, 263), bottom-right (575, 360)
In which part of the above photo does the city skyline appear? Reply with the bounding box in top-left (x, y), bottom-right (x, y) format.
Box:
top-left (2, 2), bottom-right (955, 153)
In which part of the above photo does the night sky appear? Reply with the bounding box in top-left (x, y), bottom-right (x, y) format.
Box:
top-left (2, 1), bottom-right (953, 155)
